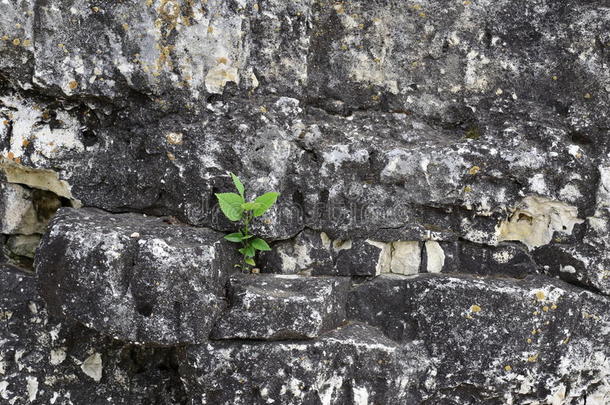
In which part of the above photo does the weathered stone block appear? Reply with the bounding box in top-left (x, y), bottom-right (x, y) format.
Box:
top-left (35, 207), bottom-right (239, 345)
top-left (211, 274), bottom-right (350, 340)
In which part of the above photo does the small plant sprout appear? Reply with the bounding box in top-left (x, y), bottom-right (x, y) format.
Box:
top-left (215, 173), bottom-right (279, 272)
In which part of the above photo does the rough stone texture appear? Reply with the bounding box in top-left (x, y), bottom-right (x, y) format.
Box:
top-left (35, 207), bottom-right (239, 345)
top-left (348, 273), bottom-right (610, 404)
top-left (181, 323), bottom-right (429, 405)
top-left (1, 0), bottom-right (609, 402)
top-left (211, 274), bottom-right (350, 340)
top-left (0, 265), bottom-right (186, 405)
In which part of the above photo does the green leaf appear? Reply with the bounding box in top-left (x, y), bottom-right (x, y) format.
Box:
top-left (215, 193), bottom-right (244, 221)
top-left (244, 258), bottom-right (256, 266)
top-left (241, 202), bottom-right (261, 211)
top-left (238, 246), bottom-right (255, 257)
top-left (251, 238), bottom-right (271, 251)
top-left (244, 245), bottom-right (256, 258)
top-left (253, 192), bottom-right (280, 217)
top-left (230, 172), bottom-right (245, 198)
top-left (224, 232), bottom-right (244, 243)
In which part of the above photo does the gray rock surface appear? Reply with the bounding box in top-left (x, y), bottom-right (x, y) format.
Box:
top-left (211, 274), bottom-right (350, 340)
top-left (0, 264), bottom-right (186, 405)
top-left (348, 273), bottom-right (610, 404)
top-left (180, 323), bottom-right (430, 405)
top-left (36, 207), bottom-right (238, 345)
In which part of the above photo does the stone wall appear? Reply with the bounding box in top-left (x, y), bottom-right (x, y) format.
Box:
top-left (0, 0), bottom-right (609, 403)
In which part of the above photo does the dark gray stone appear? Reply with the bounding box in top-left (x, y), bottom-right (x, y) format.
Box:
top-left (437, 241), bottom-right (537, 278)
top-left (35, 207), bottom-right (239, 345)
top-left (0, 264), bottom-right (186, 405)
top-left (180, 323), bottom-right (430, 405)
top-left (211, 274), bottom-right (350, 340)
top-left (348, 273), bottom-right (610, 404)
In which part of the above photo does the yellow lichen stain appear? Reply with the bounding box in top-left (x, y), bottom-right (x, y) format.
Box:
top-left (166, 152), bottom-right (176, 161)
top-left (531, 329), bottom-right (537, 335)
top-left (504, 365), bottom-right (512, 372)
top-left (12, 38), bottom-right (20, 46)
top-left (542, 306), bottom-right (549, 312)
top-left (1, 35), bottom-right (9, 41)
top-left (463, 185), bottom-right (473, 193)
top-left (470, 304), bottom-right (481, 313)
top-left (333, 4), bottom-right (345, 14)
top-left (534, 291), bottom-right (545, 301)
top-left (22, 39), bottom-right (31, 47)
top-left (533, 311), bottom-right (539, 316)
top-left (371, 95), bottom-right (380, 101)
top-left (122, 23), bottom-right (130, 31)
top-left (584, 93), bottom-right (592, 99)
top-left (419, 12), bottom-right (427, 17)
top-left (527, 354), bottom-right (539, 363)
top-left (216, 57), bottom-right (228, 64)
top-left (463, 0), bottom-right (471, 5)
top-left (552, 75), bottom-right (558, 80)
top-left (468, 166), bottom-right (480, 175)
top-left (92, 6), bottom-right (100, 12)
top-left (68, 80), bottom-right (78, 90)
top-left (207, 26), bottom-right (214, 34)
top-left (561, 337), bottom-right (569, 344)
top-left (259, 106), bottom-right (268, 113)
top-left (550, 304), bottom-right (557, 310)
top-left (155, 44), bottom-right (174, 71)
top-left (527, 338), bottom-right (532, 344)
top-left (340, 44), bottom-right (348, 50)
top-left (146, 0), bottom-right (154, 7)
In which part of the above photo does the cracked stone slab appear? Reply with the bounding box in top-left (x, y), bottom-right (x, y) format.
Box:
top-left (348, 273), bottom-right (610, 404)
top-left (211, 273), bottom-right (350, 340)
top-left (179, 323), bottom-right (430, 405)
top-left (35, 207), bottom-right (239, 345)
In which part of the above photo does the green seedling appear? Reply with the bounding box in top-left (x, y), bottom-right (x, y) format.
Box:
top-left (215, 173), bottom-right (279, 272)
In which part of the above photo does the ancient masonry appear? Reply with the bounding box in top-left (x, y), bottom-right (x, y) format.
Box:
top-left (0, 0), bottom-right (609, 404)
